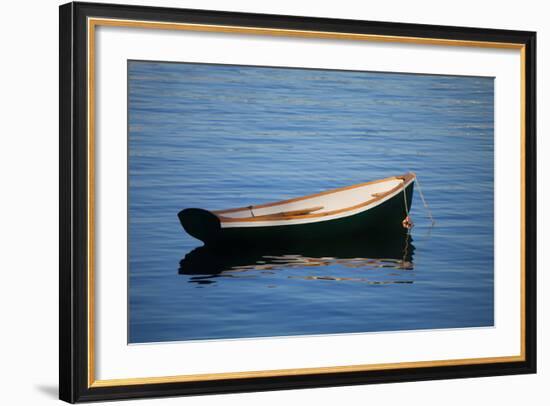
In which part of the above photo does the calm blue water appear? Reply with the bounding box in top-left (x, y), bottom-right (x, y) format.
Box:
top-left (128, 61), bottom-right (494, 343)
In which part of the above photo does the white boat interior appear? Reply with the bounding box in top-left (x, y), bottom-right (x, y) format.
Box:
top-left (214, 173), bottom-right (415, 223)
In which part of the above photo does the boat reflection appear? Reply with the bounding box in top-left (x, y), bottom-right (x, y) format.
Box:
top-left (179, 232), bottom-right (415, 285)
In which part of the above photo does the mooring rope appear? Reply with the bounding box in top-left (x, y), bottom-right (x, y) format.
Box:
top-left (414, 176), bottom-right (436, 226)
top-left (401, 174), bottom-right (435, 230)
top-left (402, 185), bottom-right (409, 215)
top-left (402, 229), bottom-right (411, 264)
top-left (401, 183), bottom-right (414, 230)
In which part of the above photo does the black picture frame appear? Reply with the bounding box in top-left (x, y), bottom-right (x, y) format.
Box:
top-left (60, 1), bottom-right (537, 403)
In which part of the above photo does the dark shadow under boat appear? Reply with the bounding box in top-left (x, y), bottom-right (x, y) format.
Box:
top-left (178, 231), bottom-right (415, 285)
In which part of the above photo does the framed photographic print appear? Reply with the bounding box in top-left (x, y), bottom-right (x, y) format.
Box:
top-left (59, 1), bottom-right (537, 403)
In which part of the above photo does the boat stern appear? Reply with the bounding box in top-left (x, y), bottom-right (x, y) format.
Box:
top-left (177, 208), bottom-right (221, 245)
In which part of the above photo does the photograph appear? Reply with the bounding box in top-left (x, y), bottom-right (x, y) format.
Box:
top-left (56, 2), bottom-right (536, 402)
top-left (128, 60), bottom-right (494, 343)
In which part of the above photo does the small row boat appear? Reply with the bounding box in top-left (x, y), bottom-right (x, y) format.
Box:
top-left (178, 172), bottom-right (415, 247)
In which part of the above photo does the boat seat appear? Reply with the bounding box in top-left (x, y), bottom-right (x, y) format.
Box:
top-left (223, 206), bottom-right (325, 221)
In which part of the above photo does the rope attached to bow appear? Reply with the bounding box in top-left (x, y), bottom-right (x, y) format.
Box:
top-left (401, 174), bottom-right (434, 230)
top-left (402, 187), bottom-right (414, 230)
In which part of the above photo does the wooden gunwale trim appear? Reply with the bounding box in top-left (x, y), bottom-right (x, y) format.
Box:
top-left (218, 173), bottom-right (415, 223)
top-left (216, 173), bottom-right (414, 216)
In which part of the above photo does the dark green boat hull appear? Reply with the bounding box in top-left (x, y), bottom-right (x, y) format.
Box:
top-left (178, 182), bottom-right (414, 248)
